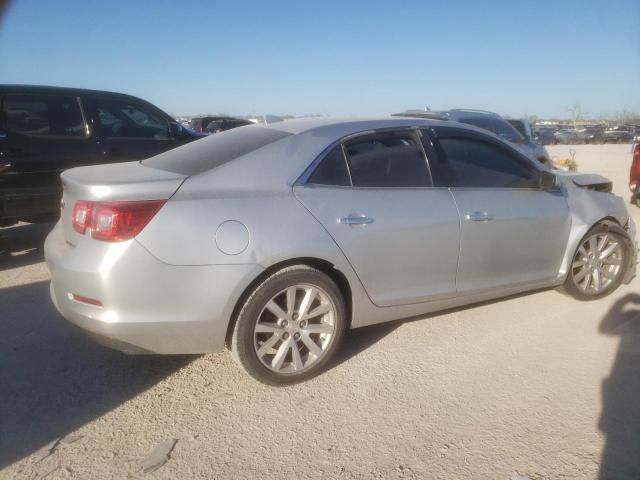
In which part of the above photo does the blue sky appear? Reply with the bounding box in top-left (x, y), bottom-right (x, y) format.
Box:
top-left (1, 0), bottom-right (638, 119)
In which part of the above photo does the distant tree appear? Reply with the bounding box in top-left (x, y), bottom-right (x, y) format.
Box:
top-left (566, 104), bottom-right (583, 128)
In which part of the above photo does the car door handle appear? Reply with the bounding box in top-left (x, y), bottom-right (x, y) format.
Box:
top-left (466, 211), bottom-right (494, 222)
top-left (338, 216), bottom-right (374, 226)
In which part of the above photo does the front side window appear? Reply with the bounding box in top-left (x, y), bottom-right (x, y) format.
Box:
top-left (343, 131), bottom-right (431, 188)
top-left (2, 94), bottom-right (85, 137)
top-left (95, 98), bottom-right (168, 139)
top-left (433, 136), bottom-right (538, 189)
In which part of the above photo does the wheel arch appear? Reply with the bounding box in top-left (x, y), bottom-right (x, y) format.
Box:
top-left (225, 257), bottom-right (353, 348)
top-left (561, 214), bottom-right (632, 280)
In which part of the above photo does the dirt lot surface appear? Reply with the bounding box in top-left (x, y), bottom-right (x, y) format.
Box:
top-left (1, 144), bottom-right (639, 480)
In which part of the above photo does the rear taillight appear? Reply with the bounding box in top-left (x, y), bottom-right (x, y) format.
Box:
top-left (72, 200), bottom-right (92, 234)
top-left (71, 200), bottom-right (165, 242)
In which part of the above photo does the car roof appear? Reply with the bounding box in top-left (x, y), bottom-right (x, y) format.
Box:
top-left (0, 84), bottom-right (155, 104)
top-left (264, 116), bottom-right (452, 136)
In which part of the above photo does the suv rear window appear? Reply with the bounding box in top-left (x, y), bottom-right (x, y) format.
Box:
top-left (143, 125), bottom-right (291, 175)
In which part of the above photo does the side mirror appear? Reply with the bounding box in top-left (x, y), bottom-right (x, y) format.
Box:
top-left (539, 170), bottom-right (558, 190)
top-left (168, 122), bottom-right (183, 138)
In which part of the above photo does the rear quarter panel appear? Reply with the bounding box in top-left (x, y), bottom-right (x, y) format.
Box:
top-left (135, 189), bottom-right (384, 329)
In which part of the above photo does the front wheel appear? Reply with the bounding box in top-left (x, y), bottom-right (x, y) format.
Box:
top-left (231, 265), bottom-right (347, 385)
top-left (564, 224), bottom-right (630, 300)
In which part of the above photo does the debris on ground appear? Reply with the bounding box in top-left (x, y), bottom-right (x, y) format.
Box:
top-left (142, 439), bottom-right (178, 474)
top-left (61, 434), bottom-right (83, 445)
top-left (32, 438), bottom-right (60, 463)
top-left (511, 472), bottom-right (531, 480)
top-left (551, 148), bottom-right (578, 171)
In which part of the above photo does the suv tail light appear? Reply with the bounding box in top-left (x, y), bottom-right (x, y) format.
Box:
top-left (71, 200), bottom-right (166, 242)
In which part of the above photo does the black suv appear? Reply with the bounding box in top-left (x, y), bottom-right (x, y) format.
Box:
top-left (0, 85), bottom-right (204, 226)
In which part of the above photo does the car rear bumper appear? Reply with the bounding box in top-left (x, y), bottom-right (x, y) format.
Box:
top-left (45, 222), bottom-right (264, 354)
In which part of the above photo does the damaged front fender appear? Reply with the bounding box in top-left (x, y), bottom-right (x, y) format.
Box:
top-left (557, 175), bottom-right (637, 284)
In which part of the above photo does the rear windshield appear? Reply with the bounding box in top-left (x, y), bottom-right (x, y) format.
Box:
top-left (143, 126), bottom-right (292, 175)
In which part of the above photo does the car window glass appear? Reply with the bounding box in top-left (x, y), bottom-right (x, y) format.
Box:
top-left (308, 146), bottom-right (350, 186)
top-left (49, 97), bottom-right (85, 136)
top-left (434, 137), bottom-right (537, 188)
top-left (95, 99), bottom-right (168, 139)
top-left (2, 95), bottom-right (85, 137)
top-left (458, 116), bottom-right (524, 142)
top-left (344, 131), bottom-right (431, 188)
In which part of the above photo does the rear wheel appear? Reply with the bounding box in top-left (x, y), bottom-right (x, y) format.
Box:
top-left (231, 265), bottom-right (346, 385)
top-left (564, 224), bottom-right (629, 300)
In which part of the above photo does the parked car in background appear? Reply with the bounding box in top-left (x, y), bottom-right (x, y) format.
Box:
top-left (605, 127), bottom-right (633, 144)
top-left (533, 127), bottom-right (557, 146)
top-left (395, 109), bottom-right (552, 166)
top-left (205, 117), bottom-right (252, 134)
top-left (630, 143), bottom-right (640, 207)
top-left (554, 129), bottom-right (586, 145)
top-left (45, 117), bottom-right (636, 384)
top-left (583, 126), bottom-right (606, 144)
top-left (0, 85), bottom-right (205, 226)
top-left (190, 116), bottom-right (220, 133)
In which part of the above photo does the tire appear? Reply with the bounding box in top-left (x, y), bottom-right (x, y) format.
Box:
top-left (563, 223), bottom-right (630, 301)
top-left (231, 265), bottom-right (347, 385)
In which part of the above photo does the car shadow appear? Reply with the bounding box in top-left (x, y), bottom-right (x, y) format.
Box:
top-left (333, 287), bottom-right (555, 370)
top-left (598, 293), bottom-right (640, 479)
top-left (0, 222), bottom-right (54, 271)
top-left (0, 280), bottom-right (195, 469)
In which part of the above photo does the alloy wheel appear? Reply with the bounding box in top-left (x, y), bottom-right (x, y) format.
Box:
top-left (571, 233), bottom-right (624, 294)
top-left (253, 284), bottom-right (337, 374)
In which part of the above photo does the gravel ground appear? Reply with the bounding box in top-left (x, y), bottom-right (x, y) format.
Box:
top-left (1, 144), bottom-right (639, 480)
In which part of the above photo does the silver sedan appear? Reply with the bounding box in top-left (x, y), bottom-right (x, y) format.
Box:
top-left (45, 117), bottom-right (638, 384)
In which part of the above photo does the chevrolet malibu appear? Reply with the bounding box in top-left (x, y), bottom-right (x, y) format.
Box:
top-left (45, 118), bottom-right (637, 384)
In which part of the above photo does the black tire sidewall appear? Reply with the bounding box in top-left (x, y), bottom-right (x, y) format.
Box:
top-left (232, 267), bottom-right (347, 385)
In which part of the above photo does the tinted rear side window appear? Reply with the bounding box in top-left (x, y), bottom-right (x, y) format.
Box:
top-left (308, 146), bottom-right (350, 186)
top-left (343, 131), bottom-right (431, 188)
top-left (434, 137), bottom-right (537, 188)
top-left (2, 94), bottom-right (85, 137)
top-left (143, 126), bottom-right (292, 175)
